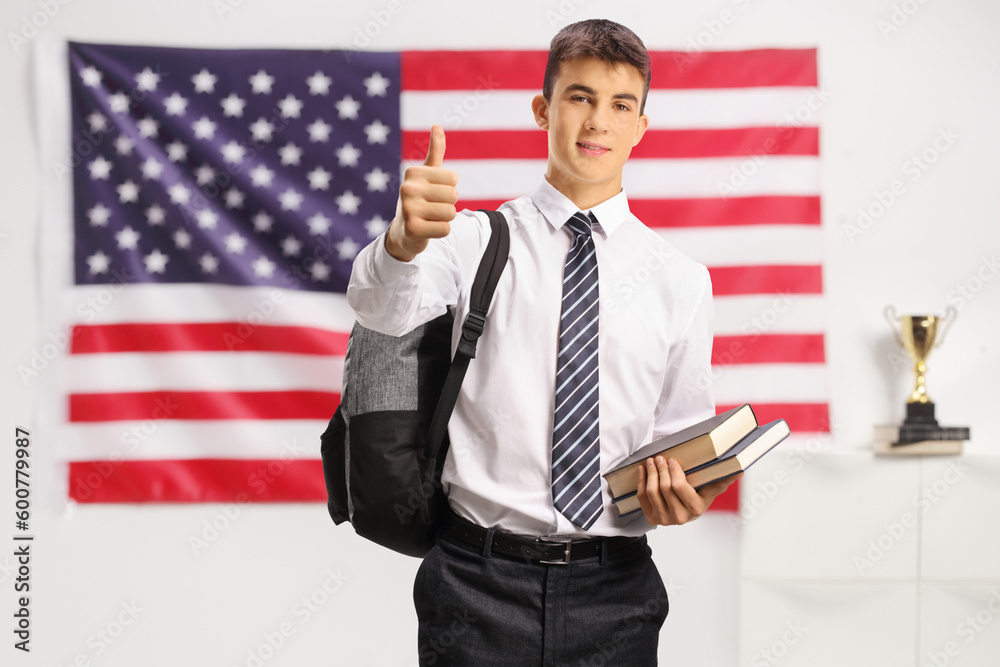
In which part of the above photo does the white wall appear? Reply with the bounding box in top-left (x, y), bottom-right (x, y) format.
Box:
top-left (1, 1), bottom-right (998, 666)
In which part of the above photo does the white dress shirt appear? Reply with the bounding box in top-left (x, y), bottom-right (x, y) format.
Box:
top-left (346, 177), bottom-right (715, 538)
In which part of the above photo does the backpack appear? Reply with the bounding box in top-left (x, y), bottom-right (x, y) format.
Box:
top-left (320, 210), bottom-right (510, 557)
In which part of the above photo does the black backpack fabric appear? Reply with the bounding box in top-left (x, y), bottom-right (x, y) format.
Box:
top-left (320, 210), bottom-right (510, 557)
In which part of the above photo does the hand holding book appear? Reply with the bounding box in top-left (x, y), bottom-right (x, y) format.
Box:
top-left (605, 404), bottom-right (791, 519)
top-left (634, 455), bottom-right (741, 526)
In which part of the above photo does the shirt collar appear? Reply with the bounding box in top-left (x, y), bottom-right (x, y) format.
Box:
top-left (529, 177), bottom-right (630, 238)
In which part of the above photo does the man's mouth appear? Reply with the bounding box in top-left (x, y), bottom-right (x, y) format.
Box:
top-left (577, 141), bottom-right (609, 155)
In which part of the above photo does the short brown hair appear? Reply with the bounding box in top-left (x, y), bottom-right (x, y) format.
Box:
top-left (543, 19), bottom-right (652, 115)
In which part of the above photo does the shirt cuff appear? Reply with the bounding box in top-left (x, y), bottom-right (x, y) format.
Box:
top-left (368, 230), bottom-right (421, 283)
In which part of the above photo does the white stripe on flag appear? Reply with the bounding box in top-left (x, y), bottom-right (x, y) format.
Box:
top-left (66, 353), bottom-right (345, 392)
top-left (712, 295), bottom-right (827, 336)
top-left (712, 363), bottom-right (828, 404)
top-left (408, 157), bottom-right (820, 199)
top-left (656, 225), bottom-right (823, 267)
top-left (63, 285), bottom-right (356, 328)
top-left (58, 420), bottom-right (326, 460)
top-left (402, 88), bottom-right (823, 130)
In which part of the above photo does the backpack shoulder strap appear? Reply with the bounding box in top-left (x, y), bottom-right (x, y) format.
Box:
top-left (424, 209), bottom-right (510, 459)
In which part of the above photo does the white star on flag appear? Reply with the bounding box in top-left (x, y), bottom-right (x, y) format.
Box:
top-left (193, 117), bottom-right (217, 140)
top-left (145, 205), bottom-right (166, 225)
top-left (137, 117), bottom-right (159, 139)
top-left (116, 180), bottom-right (140, 203)
top-left (87, 204), bottom-right (111, 226)
top-left (87, 112), bottom-right (109, 133)
top-left (280, 235), bottom-right (302, 256)
top-left (252, 256), bottom-right (276, 278)
top-left (278, 95), bottom-right (303, 118)
top-left (364, 119), bottom-right (390, 144)
top-left (306, 71), bottom-right (331, 95)
top-left (336, 96), bottom-right (360, 120)
top-left (168, 183), bottom-right (191, 205)
top-left (363, 71), bottom-right (390, 97)
top-left (140, 158), bottom-right (163, 180)
top-left (249, 118), bottom-right (275, 142)
top-left (192, 69), bottom-right (217, 93)
top-left (221, 141), bottom-right (246, 163)
top-left (364, 167), bottom-right (390, 192)
top-left (114, 136), bottom-right (134, 155)
top-left (115, 226), bottom-right (140, 250)
top-left (166, 141), bottom-right (188, 162)
top-left (365, 215), bottom-right (390, 237)
top-left (249, 70), bottom-right (275, 94)
top-left (80, 65), bottom-right (103, 87)
top-left (252, 212), bottom-right (274, 232)
top-left (88, 156), bottom-right (112, 180)
top-left (278, 188), bottom-right (303, 211)
top-left (86, 250), bottom-right (110, 274)
top-left (336, 143), bottom-right (361, 167)
top-left (310, 261), bottom-right (330, 281)
top-left (307, 212), bottom-right (331, 235)
top-left (164, 93), bottom-right (189, 116)
top-left (196, 209), bottom-right (219, 229)
top-left (195, 165), bottom-right (216, 186)
top-left (135, 67), bottom-right (160, 91)
top-left (278, 143), bottom-right (302, 166)
top-left (199, 252), bottom-right (219, 273)
top-left (336, 191), bottom-right (361, 215)
top-left (173, 229), bottom-right (192, 248)
top-left (220, 94), bottom-right (246, 117)
top-left (336, 237), bottom-right (361, 260)
top-left (307, 119), bottom-right (332, 142)
top-left (224, 232), bottom-right (248, 254)
top-left (143, 249), bottom-right (169, 274)
top-left (307, 167), bottom-right (332, 190)
top-left (250, 165), bottom-right (275, 187)
top-left (224, 188), bottom-right (246, 209)
top-left (108, 92), bottom-right (130, 114)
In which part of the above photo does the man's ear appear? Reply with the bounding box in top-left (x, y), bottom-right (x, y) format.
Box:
top-left (531, 94), bottom-right (550, 131)
top-left (632, 113), bottom-right (650, 147)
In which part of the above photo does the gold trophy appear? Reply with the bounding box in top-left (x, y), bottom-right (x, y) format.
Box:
top-left (882, 306), bottom-right (969, 447)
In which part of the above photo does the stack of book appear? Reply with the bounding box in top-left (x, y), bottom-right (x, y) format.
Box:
top-left (604, 404), bottom-right (790, 517)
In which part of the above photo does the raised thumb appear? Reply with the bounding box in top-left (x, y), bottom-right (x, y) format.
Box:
top-left (423, 124), bottom-right (446, 167)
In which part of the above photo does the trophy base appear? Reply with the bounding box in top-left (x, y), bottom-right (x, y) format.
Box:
top-left (882, 404), bottom-right (971, 446)
top-left (873, 438), bottom-right (964, 456)
top-left (903, 401), bottom-right (938, 426)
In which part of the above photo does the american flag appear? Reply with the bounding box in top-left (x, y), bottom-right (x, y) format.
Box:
top-left (42, 42), bottom-right (825, 505)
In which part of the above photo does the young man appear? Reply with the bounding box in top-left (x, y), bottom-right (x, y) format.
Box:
top-left (347, 19), bottom-right (738, 666)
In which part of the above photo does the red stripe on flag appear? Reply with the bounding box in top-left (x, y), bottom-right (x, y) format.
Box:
top-left (455, 197), bottom-right (822, 227)
top-left (634, 196), bottom-right (821, 228)
top-left (71, 323), bottom-right (350, 355)
top-left (69, 390), bottom-right (340, 422)
top-left (712, 334), bottom-right (826, 365)
top-left (402, 50), bottom-right (549, 91)
top-left (68, 459), bottom-right (326, 502)
top-left (718, 402), bottom-right (830, 433)
top-left (709, 265), bottom-right (823, 295)
top-left (711, 480), bottom-right (740, 512)
top-left (631, 127), bottom-right (819, 159)
top-left (401, 49), bottom-right (818, 90)
top-left (651, 49), bottom-right (819, 88)
top-left (403, 127), bottom-right (818, 161)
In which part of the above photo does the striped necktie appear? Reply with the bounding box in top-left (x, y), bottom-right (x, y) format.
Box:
top-left (551, 211), bottom-right (603, 530)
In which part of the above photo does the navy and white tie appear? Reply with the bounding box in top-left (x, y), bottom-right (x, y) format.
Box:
top-left (551, 211), bottom-right (603, 530)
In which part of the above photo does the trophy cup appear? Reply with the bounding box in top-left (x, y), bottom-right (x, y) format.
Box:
top-left (881, 306), bottom-right (970, 449)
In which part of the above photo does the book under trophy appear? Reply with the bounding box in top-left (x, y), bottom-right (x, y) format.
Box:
top-left (875, 306), bottom-right (970, 455)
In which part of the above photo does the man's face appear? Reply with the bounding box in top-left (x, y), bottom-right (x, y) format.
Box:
top-left (533, 56), bottom-right (649, 208)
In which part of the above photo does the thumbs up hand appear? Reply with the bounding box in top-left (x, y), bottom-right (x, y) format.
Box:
top-left (385, 124), bottom-right (459, 262)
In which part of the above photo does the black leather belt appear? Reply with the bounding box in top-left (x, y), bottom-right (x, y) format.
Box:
top-left (443, 511), bottom-right (643, 565)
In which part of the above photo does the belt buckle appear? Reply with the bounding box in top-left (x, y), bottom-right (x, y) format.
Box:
top-left (537, 536), bottom-right (573, 565)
